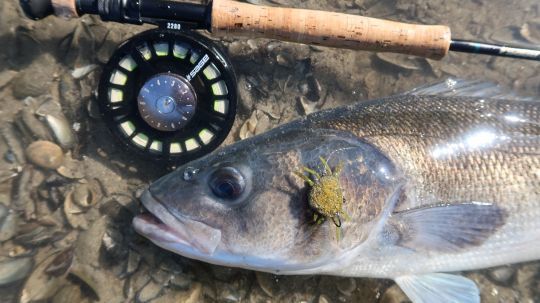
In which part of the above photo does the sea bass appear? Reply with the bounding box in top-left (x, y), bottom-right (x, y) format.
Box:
top-left (133, 80), bottom-right (540, 303)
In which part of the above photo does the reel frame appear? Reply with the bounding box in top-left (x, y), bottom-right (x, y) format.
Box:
top-left (98, 29), bottom-right (237, 163)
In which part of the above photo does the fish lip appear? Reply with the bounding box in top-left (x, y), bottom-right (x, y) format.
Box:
top-left (133, 190), bottom-right (222, 255)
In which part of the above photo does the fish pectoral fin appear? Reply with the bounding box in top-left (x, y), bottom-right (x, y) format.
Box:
top-left (386, 202), bottom-right (507, 253)
top-left (395, 273), bottom-right (479, 303)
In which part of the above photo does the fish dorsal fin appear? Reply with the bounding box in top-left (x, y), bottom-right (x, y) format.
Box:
top-left (407, 78), bottom-right (531, 100)
top-left (386, 202), bottom-right (507, 253)
top-left (395, 273), bottom-right (480, 303)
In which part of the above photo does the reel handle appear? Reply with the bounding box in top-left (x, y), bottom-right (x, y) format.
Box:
top-left (211, 0), bottom-right (451, 60)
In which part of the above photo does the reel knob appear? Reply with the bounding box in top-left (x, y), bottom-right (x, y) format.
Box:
top-left (98, 29), bottom-right (237, 163)
top-left (138, 73), bottom-right (197, 132)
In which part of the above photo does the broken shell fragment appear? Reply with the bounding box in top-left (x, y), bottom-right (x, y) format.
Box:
top-left (44, 114), bottom-right (76, 149)
top-left (20, 250), bottom-right (69, 303)
top-left (56, 154), bottom-right (85, 179)
top-left (72, 183), bottom-right (97, 208)
top-left (520, 19), bottom-right (540, 44)
top-left (64, 189), bottom-right (89, 230)
top-left (0, 257), bottom-right (33, 286)
top-left (44, 248), bottom-right (74, 277)
top-left (25, 140), bottom-right (64, 169)
top-left (376, 53), bottom-right (425, 70)
top-left (0, 204), bottom-right (18, 242)
top-left (36, 98), bottom-right (76, 149)
top-left (52, 283), bottom-right (91, 303)
top-left (298, 96), bottom-right (318, 115)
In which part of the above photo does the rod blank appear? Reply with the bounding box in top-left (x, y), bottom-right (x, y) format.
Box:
top-left (450, 39), bottom-right (540, 61)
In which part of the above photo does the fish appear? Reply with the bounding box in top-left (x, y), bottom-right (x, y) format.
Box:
top-left (133, 79), bottom-right (540, 303)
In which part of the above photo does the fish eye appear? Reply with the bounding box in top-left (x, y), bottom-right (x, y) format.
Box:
top-left (209, 167), bottom-right (245, 200)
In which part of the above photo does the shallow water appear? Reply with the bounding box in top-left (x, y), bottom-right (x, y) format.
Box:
top-left (0, 0), bottom-right (539, 302)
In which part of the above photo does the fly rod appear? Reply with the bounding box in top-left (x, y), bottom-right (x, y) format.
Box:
top-left (20, 0), bottom-right (540, 61)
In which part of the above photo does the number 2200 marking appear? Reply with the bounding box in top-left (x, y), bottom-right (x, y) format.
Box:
top-left (167, 23), bottom-right (182, 30)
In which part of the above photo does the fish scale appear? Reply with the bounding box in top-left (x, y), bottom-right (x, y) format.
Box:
top-left (310, 96), bottom-right (539, 208)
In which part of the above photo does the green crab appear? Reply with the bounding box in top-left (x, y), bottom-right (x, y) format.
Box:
top-left (295, 157), bottom-right (350, 239)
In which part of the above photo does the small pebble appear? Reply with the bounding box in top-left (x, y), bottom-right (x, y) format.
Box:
top-left (336, 277), bottom-right (356, 296)
top-left (318, 294), bottom-right (331, 303)
top-left (487, 266), bottom-right (516, 286)
top-left (380, 285), bottom-right (408, 303)
top-left (0, 257), bottom-right (33, 286)
top-left (137, 281), bottom-right (163, 302)
top-left (25, 140), bottom-right (64, 169)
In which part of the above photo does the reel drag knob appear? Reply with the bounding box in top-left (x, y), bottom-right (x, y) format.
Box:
top-left (138, 73), bottom-right (197, 132)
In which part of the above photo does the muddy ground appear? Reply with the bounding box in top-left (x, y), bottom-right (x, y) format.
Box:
top-left (0, 0), bottom-right (539, 302)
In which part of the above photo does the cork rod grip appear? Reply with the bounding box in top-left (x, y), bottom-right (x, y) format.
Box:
top-left (211, 0), bottom-right (451, 60)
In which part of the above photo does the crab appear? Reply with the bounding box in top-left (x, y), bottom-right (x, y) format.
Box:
top-left (295, 157), bottom-right (350, 239)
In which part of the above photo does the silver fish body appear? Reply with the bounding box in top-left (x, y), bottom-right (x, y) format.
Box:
top-left (133, 80), bottom-right (540, 302)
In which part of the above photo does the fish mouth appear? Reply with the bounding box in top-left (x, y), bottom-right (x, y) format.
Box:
top-left (133, 190), bottom-right (222, 255)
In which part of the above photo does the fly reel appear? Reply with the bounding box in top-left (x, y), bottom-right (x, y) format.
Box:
top-left (98, 29), bottom-right (237, 163)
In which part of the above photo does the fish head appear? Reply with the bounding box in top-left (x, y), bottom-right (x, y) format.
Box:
top-left (133, 123), bottom-right (401, 273)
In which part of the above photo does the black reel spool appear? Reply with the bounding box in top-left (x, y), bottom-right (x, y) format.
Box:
top-left (98, 29), bottom-right (237, 163)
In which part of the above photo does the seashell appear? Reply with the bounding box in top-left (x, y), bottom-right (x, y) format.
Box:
top-left (0, 204), bottom-right (18, 242)
top-left (151, 282), bottom-right (202, 303)
top-left (44, 248), bottom-right (74, 277)
top-left (0, 204), bottom-right (6, 221)
top-left (72, 183), bottom-right (97, 208)
top-left (298, 95), bottom-right (317, 115)
top-left (64, 188), bottom-right (88, 230)
top-left (14, 222), bottom-right (64, 247)
top-left (71, 64), bottom-right (98, 79)
top-left (255, 272), bottom-right (281, 297)
top-left (380, 284), bottom-right (408, 303)
top-left (318, 294), bottom-right (330, 303)
top-left (11, 54), bottom-right (56, 99)
top-left (52, 283), bottom-right (90, 303)
top-left (254, 112), bottom-right (270, 135)
top-left (0, 70), bottom-right (17, 89)
top-left (86, 98), bottom-right (101, 119)
top-left (20, 250), bottom-right (69, 303)
top-left (56, 153), bottom-right (85, 179)
top-left (238, 111), bottom-right (260, 140)
top-left (520, 19), bottom-right (540, 44)
top-left (0, 257), bottom-right (33, 286)
top-left (489, 26), bottom-right (520, 44)
top-left (8, 245), bottom-right (29, 258)
top-left (25, 140), bottom-right (64, 169)
top-left (487, 265), bottom-right (516, 286)
top-left (216, 280), bottom-right (246, 302)
top-left (102, 227), bottom-right (128, 260)
top-left (276, 53), bottom-right (292, 67)
top-left (376, 53), bottom-right (425, 71)
top-left (69, 262), bottom-right (125, 302)
top-left (257, 104), bottom-right (281, 120)
top-left (169, 273), bottom-right (192, 290)
top-left (137, 280), bottom-right (164, 302)
top-left (46, 114), bottom-right (76, 149)
top-left (36, 98), bottom-right (76, 149)
top-left (238, 76), bottom-right (255, 113)
top-left (126, 250), bottom-right (141, 276)
top-left (302, 74), bottom-right (322, 101)
top-left (19, 107), bottom-right (53, 141)
top-left (1, 125), bottom-right (26, 165)
top-left (73, 216), bottom-right (108, 268)
top-left (336, 277), bottom-right (357, 296)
